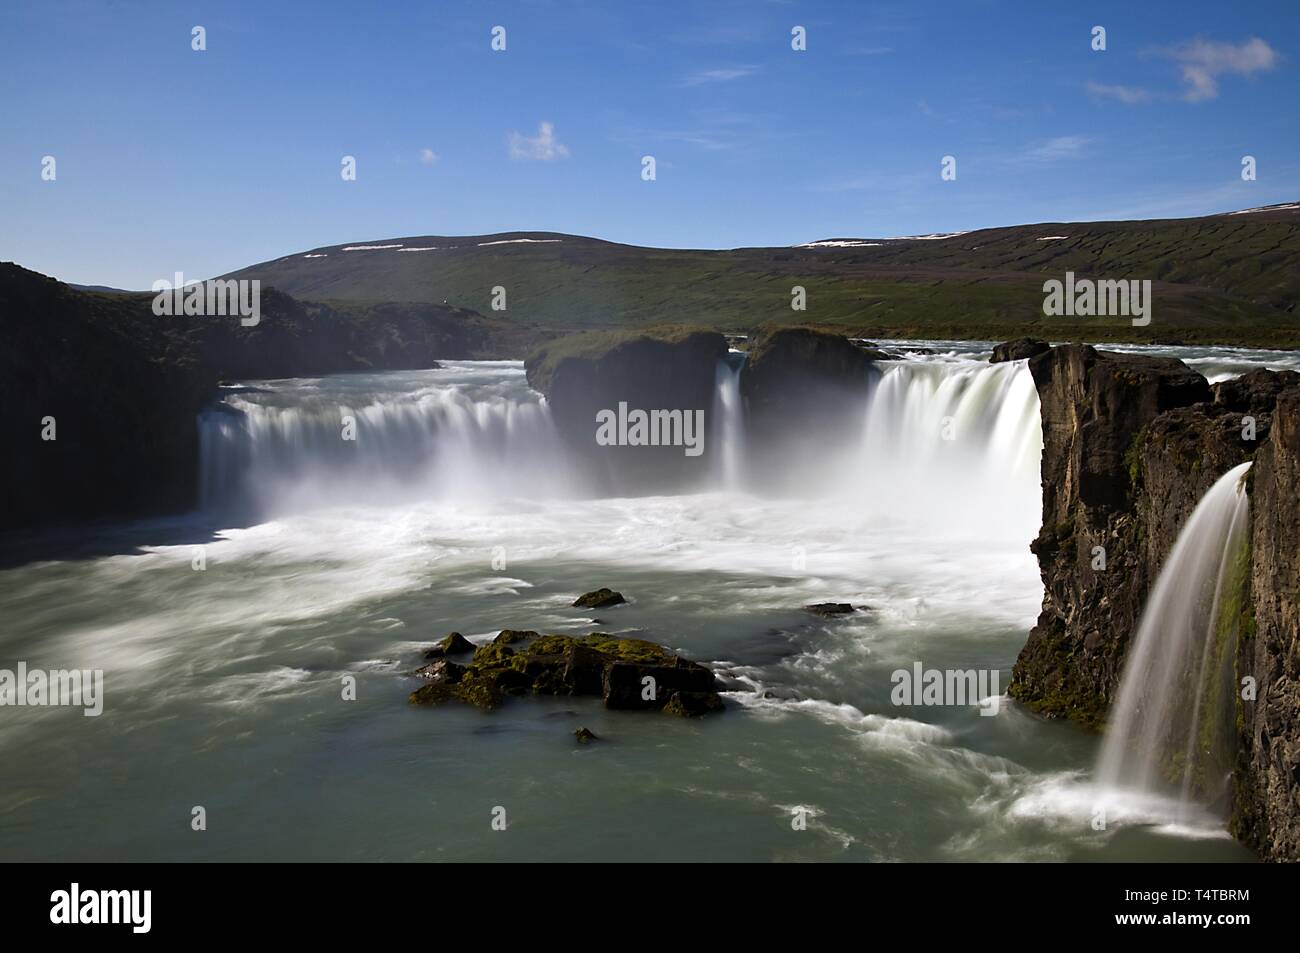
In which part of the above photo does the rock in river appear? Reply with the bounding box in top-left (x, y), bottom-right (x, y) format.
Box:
top-left (409, 632), bottom-right (724, 718)
top-left (572, 588), bottom-right (626, 609)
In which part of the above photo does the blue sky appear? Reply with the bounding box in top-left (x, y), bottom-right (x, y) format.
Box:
top-left (2, 0), bottom-right (1297, 288)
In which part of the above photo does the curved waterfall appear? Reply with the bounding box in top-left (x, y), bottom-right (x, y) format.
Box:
top-left (198, 355), bottom-right (1043, 532)
top-left (198, 362), bottom-right (574, 516)
top-left (1097, 461), bottom-right (1253, 814)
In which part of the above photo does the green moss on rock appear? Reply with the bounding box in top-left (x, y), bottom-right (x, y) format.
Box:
top-left (408, 631), bottom-right (724, 717)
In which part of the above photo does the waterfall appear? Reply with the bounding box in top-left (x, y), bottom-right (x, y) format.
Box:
top-left (197, 363), bottom-right (574, 517)
top-left (196, 357), bottom-right (1044, 534)
top-left (1097, 461), bottom-right (1253, 814)
top-left (854, 359), bottom-right (1043, 538)
top-left (712, 351), bottom-right (746, 490)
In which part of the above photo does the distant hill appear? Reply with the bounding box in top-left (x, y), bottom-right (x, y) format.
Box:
top-left (221, 204), bottom-right (1300, 347)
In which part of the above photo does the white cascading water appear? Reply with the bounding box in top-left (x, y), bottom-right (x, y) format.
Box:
top-left (1097, 461), bottom-right (1253, 815)
top-left (711, 352), bottom-right (747, 490)
top-left (198, 354), bottom-right (1043, 541)
top-left (198, 362), bottom-right (574, 516)
top-left (855, 359), bottom-right (1044, 538)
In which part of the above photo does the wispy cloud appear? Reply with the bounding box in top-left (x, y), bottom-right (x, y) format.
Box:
top-left (1157, 37), bottom-right (1279, 102)
top-left (419, 148), bottom-right (439, 165)
top-left (1085, 81), bottom-right (1151, 105)
top-left (680, 65), bottom-right (758, 87)
top-left (508, 121), bottom-right (570, 161)
top-left (1021, 136), bottom-right (1091, 163)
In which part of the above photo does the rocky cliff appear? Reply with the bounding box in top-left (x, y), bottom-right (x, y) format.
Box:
top-left (525, 327), bottom-right (729, 493)
top-left (1002, 340), bottom-right (1300, 859)
top-left (1235, 386), bottom-right (1300, 859)
top-left (0, 264), bottom-right (512, 530)
top-left (739, 326), bottom-right (882, 483)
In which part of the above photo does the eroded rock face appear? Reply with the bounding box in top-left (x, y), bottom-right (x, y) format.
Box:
top-left (409, 632), bottom-right (725, 717)
top-left (524, 329), bottom-right (728, 493)
top-left (739, 327), bottom-right (881, 480)
top-left (1009, 345), bottom-right (1219, 726)
top-left (1235, 388), bottom-right (1300, 860)
top-left (1009, 342), bottom-right (1300, 859)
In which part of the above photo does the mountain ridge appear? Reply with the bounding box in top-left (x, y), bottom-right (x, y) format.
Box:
top-left (218, 202), bottom-right (1300, 345)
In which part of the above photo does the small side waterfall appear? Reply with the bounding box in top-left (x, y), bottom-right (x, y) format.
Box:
top-left (1098, 461), bottom-right (1253, 815)
top-left (711, 352), bottom-right (746, 490)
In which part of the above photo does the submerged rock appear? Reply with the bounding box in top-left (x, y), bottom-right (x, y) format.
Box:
top-left (804, 602), bottom-right (856, 618)
top-left (573, 588), bottom-right (626, 609)
top-left (662, 691), bottom-right (727, 717)
top-left (574, 727), bottom-right (599, 744)
top-left (409, 631), bottom-right (725, 718)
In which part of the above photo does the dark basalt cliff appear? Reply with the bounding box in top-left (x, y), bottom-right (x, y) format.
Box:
top-left (1235, 386), bottom-right (1300, 859)
top-left (525, 327), bottom-right (728, 492)
top-left (1003, 341), bottom-right (1300, 860)
top-left (0, 263), bottom-right (508, 530)
top-left (739, 326), bottom-right (882, 479)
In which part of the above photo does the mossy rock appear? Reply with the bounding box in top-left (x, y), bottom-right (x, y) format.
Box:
top-left (424, 632), bottom-right (476, 659)
top-left (663, 691), bottom-right (726, 717)
top-left (408, 629), bottom-right (723, 716)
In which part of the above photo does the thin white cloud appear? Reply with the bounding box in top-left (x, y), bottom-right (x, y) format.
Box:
top-left (508, 121), bottom-right (570, 161)
top-left (1022, 135), bottom-right (1092, 163)
top-left (1160, 37), bottom-right (1279, 102)
top-left (680, 65), bottom-right (758, 87)
top-left (419, 148), bottom-right (439, 165)
top-left (1085, 81), bottom-right (1151, 105)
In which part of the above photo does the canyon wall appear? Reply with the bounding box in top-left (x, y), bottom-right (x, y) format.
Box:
top-left (1002, 341), bottom-right (1300, 859)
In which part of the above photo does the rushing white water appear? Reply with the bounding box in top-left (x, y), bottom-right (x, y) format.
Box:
top-left (199, 355), bottom-right (1043, 534)
top-left (857, 360), bottom-right (1043, 539)
top-left (1097, 462), bottom-right (1253, 814)
top-left (199, 362), bottom-right (574, 516)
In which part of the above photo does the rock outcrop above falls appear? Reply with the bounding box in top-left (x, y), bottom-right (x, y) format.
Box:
top-left (524, 327), bottom-right (728, 493)
top-left (1006, 340), bottom-right (1300, 859)
top-left (739, 326), bottom-right (883, 480)
top-left (990, 337), bottom-right (1050, 363)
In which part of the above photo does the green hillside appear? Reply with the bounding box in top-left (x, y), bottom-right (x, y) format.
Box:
top-left (222, 204), bottom-right (1300, 347)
